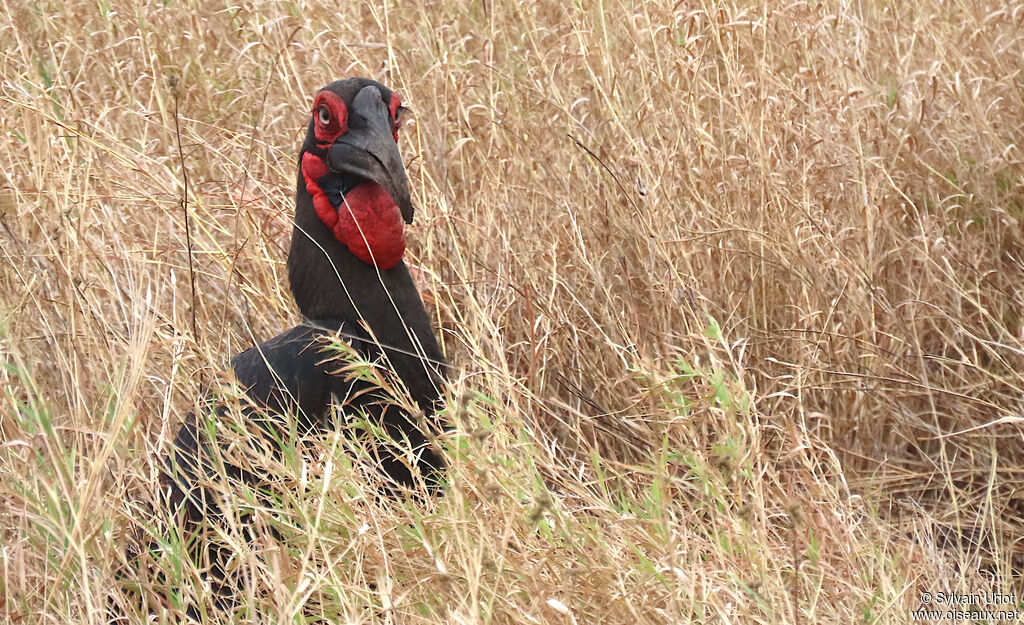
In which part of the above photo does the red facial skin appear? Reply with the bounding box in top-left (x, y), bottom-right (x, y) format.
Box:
top-left (388, 92), bottom-right (402, 142)
top-left (312, 90), bottom-right (349, 142)
top-left (300, 89), bottom-right (407, 269)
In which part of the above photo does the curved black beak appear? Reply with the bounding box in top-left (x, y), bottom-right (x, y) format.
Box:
top-left (328, 85), bottom-right (415, 224)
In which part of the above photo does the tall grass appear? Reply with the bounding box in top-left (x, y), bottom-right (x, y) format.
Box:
top-left (2, 0), bottom-right (1023, 622)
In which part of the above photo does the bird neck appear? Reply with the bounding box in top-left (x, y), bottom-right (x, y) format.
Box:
top-left (288, 182), bottom-right (445, 404)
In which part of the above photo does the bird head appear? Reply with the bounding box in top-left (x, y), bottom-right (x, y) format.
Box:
top-left (298, 78), bottom-right (412, 270)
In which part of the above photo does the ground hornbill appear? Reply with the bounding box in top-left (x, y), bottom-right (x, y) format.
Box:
top-left (124, 78), bottom-right (447, 617)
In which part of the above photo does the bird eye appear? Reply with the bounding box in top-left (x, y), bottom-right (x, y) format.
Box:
top-left (392, 105), bottom-right (410, 135)
top-left (317, 106), bottom-right (330, 125)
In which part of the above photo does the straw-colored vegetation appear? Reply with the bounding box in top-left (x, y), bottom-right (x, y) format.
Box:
top-left (2, 0), bottom-right (1023, 622)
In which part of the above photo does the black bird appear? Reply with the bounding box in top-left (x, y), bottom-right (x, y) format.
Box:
top-left (165, 79), bottom-right (446, 517)
top-left (120, 79), bottom-right (447, 618)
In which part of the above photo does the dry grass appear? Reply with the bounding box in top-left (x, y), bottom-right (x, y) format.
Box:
top-left (2, 0), bottom-right (1024, 622)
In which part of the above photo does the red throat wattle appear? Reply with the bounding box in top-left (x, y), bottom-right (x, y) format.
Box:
top-left (333, 182), bottom-right (406, 268)
top-left (301, 152), bottom-right (406, 269)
